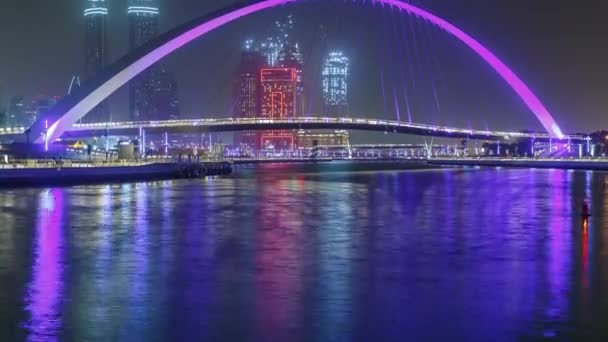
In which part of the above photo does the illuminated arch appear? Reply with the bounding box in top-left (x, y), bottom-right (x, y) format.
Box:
top-left (32, 0), bottom-right (564, 144)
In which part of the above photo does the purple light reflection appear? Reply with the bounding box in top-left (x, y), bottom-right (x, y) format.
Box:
top-left (545, 170), bottom-right (572, 336)
top-left (23, 189), bottom-right (65, 342)
top-left (128, 184), bottom-right (150, 331)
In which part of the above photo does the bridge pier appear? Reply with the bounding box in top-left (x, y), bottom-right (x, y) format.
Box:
top-left (138, 126), bottom-right (146, 158)
top-left (531, 137), bottom-right (535, 157)
top-left (164, 131), bottom-right (169, 156)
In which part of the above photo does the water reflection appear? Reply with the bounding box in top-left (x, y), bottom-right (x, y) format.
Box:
top-left (88, 185), bottom-right (114, 339)
top-left (23, 189), bottom-right (65, 341)
top-left (254, 176), bottom-right (304, 341)
top-left (542, 170), bottom-right (572, 338)
top-left (1, 165), bottom-right (607, 340)
top-left (316, 182), bottom-right (356, 341)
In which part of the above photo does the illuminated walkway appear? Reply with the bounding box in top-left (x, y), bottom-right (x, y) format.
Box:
top-left (44, 117), bottom-right (587, 142)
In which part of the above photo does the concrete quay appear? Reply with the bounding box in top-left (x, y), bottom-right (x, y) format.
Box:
top-left (0, 160), bottom-right (232, 187)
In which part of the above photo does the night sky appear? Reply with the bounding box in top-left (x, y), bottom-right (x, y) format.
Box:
top-left (0, 0), bottom-right (606, 134)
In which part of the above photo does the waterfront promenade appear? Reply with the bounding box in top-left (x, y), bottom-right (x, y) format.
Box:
top-left (0, 158), bottom-right (232, 187)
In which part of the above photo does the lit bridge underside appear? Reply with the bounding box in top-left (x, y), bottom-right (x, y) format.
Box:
top-left (49, 117), bottom-right (584, 142)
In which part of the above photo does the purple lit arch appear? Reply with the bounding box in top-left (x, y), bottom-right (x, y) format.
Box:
top-left (33, 0), bottom-right (564, 144)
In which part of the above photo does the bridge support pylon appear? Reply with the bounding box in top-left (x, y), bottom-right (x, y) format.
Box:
top-left (164, 131), bottom-right (169, 156)
top-left (424, 138), bottom-right (434, 159)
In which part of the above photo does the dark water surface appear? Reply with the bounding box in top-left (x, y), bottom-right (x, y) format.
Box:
top-left (1, 162), bottom-right (607, 341)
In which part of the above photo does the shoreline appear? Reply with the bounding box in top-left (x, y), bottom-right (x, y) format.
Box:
top-left (0, 161), bottom-right (232, 188)
top-left (427, 158), bottom-right (608, 171)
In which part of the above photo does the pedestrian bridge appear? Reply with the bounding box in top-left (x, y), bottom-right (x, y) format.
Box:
top-left (25, 0), bottom-right (568, 145)
top-left (0, 117), bottom-right (587, 142)
top-left (67, 117), bottom-right (586, 142)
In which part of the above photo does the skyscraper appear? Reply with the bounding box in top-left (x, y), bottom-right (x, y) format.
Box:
top-left (152, 69), bottom-right (180, 121)
top-left (235, 41), bottom-right (265, 147)
top-left (236, 15), bottom-right (303, 149)
top-left (128, 0), bottom-right (160, 121)
top-left (33, 96), bottom-right (58, 125)
top-left (258, 15), bottom-right (294, 67)
top-left (278, 43), bottom-right (304, 116)
top-left (7, 96), bottom-right (26, 128)
top-left (263, 14), bottom-right (304, 117)
top-left (83, 0), bottom-right (109, 123)
top-left (259, 67), bottom-right (297, 150)
top-left (322, 51), bottom-right (350, 117)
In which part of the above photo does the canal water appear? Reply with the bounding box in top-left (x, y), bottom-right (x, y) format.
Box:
top-left (0, 162), bottom-right (606, 341)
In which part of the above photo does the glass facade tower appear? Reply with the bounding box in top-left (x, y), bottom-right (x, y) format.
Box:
top-left (235, 42), bottom-right (265, 147)
top-left (322, 51), bottom-right (349, 117)
top-left (128, 0), bottom-right (160, 121)
top-left (83, 0), bottom-right (109, 123)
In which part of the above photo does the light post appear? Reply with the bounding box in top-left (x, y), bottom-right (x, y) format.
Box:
top-left (105, 126), bottom-right (109, 161)
top-left (24, 128), bottom-right (31, 159)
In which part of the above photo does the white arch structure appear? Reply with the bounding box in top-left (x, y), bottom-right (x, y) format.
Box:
top-left (33, 0), bottom-right (565, 144)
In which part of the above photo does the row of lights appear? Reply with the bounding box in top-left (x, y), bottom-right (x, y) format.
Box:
top-left (127, 6), bottom-right (159, 15)
top-left (84, 7), bottom-right (108, 16)
top-left (68, 117), bottom-right (587, 141)
top-left (0, 127), bottom-right (26, 133)
top-left (85, 6), bottom-right (159, 16)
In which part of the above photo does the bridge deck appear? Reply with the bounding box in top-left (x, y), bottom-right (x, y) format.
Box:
top-left (0, 117), bottom-right (587, 142)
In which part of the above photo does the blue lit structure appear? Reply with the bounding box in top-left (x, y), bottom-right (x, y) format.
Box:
top-left (259, 15), bottom-right (295, 67)
top-left (256, 15), bottom-right (304, 116)
top-left (153, 69), bottom-right (181, 121)
top-left (128, 0), bottom-right (160, 121)
top-left (235, 41), bottom-right (265, 147)
top-left (279, 42), bottom-right (304, 116)
top-left (7, 96), bottom-right (26, 128)
top-left (322, 51), bottom-right (349, 117)
top-left (83, 0), bottom-right (109, 123)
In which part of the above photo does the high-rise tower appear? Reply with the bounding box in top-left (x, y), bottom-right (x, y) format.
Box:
top-left (152, 69), bottom-right (180, 121)
top-left (83, 0), bottom-right (109, 123)
top-left (278, 43), bottom-right (304, 116)
top-left (7, 96), bottom-right (26, 128)
top-left (259, 67), bottom-right (297, 150)
top-left (265, 14), bottom-right (304, 117)
top-left (235, 41), bottom-right (265, 147)
top-left (128, 0), bottom-right (160, 121)
top-left (322, 51), bottom-right (349, 117)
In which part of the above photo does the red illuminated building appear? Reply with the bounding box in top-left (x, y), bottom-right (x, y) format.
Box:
top-left (259, 67), bottom-right (297, 150)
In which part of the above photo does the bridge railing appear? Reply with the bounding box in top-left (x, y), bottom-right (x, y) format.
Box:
top-left (0, 116), bottom-right (581, 142)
